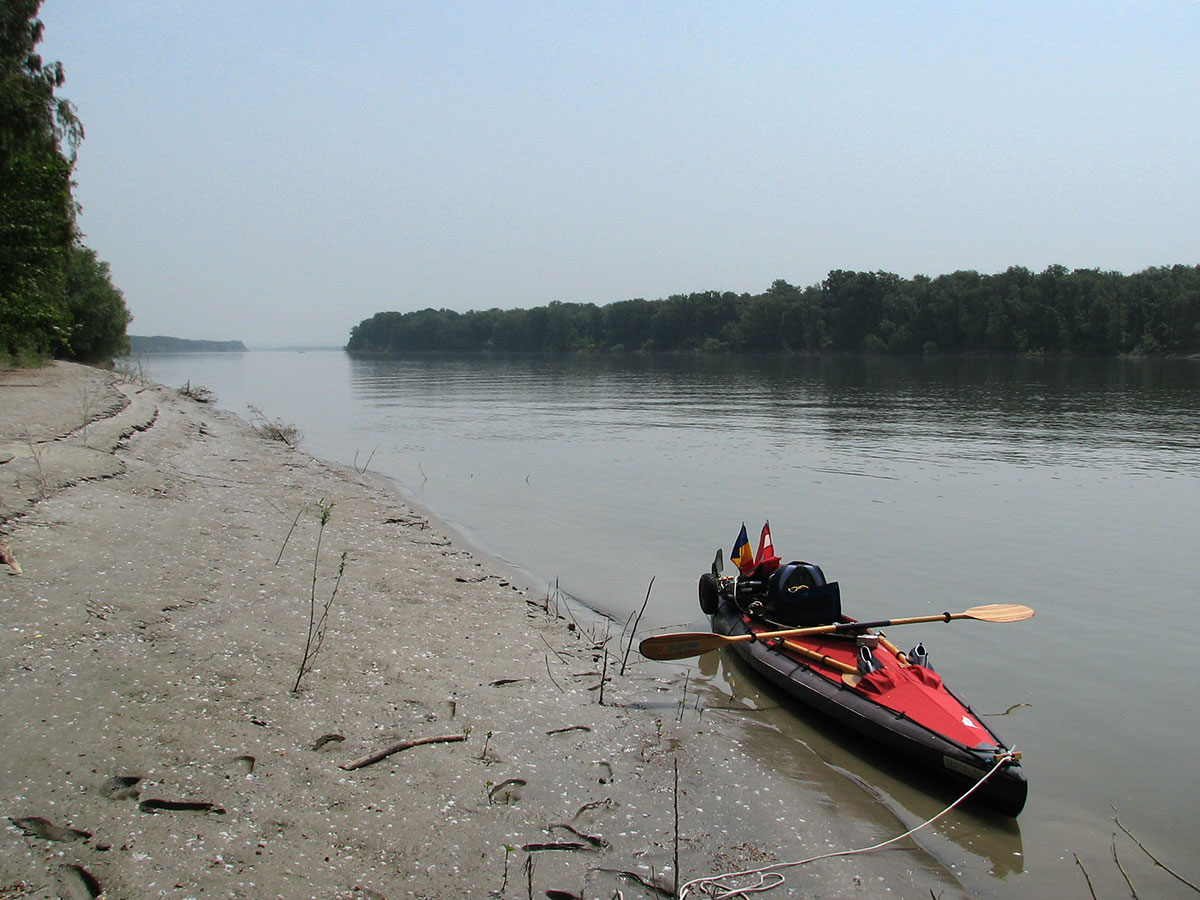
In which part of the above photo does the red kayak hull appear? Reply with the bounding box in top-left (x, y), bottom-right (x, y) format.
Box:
top-left (711, 597), bottom-right (1028, 817)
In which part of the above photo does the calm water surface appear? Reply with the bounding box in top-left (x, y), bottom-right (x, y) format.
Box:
top-left (141, 350), bottom-right (1200, 898)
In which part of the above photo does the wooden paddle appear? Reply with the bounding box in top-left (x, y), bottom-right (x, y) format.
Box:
top-left (876, 632), bottom-right (911, 667)
top-left (778, 639), bottom-right (860, 676)
top-left (638, 603), bottom-right (1034, 661)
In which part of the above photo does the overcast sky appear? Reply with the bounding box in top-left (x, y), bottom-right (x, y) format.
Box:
top-left (40, 1), bottom-right (1199, 348)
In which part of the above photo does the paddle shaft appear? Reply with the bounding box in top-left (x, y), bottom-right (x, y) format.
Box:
top-left (743, 609), bottom-right (1010, 645)
top-left (876, 632), bottom-right (910, 666)
top-left (778, 639), bottom-right (860, 675)
top-left (638, 603), bottom-right (1033, 661)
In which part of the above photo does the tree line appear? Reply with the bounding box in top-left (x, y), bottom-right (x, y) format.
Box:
top-left (347, 264), bottom-right (1200, 357)
top-left (1, 0), bottom-right (130, 366)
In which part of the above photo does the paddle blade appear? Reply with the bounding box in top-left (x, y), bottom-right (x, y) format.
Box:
top-left (639, 632), bottom-right (731, 661)
top-left (962, 603), bottom-right (1035, 623)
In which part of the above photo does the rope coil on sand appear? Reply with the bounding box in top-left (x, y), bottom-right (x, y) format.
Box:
top-left (678, 750), bottom-right (1020, 900)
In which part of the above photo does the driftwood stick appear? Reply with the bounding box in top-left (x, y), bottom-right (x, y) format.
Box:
top-left (340, 733), bottom-right (466, 771)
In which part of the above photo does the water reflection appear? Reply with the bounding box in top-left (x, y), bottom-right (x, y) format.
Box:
top-left (348, 354), bottom-right (1200, 474)
top-left (696, 648), bottom-right (1025, 885)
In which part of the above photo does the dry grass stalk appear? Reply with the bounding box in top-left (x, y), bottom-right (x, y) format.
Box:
top-left (22, 429), bottom-right (48, 499)
top-left (677, 672), bottom-right (690, 723)
top-left (115, 357), bottom-right (149, 385)
top-left (178, 380), bottom-right (215, 404)
top-left (353, 446), bottom-right (377, 474)
top-left (75, 383), bottom-right (105, 445)
top-left (247, 404), bottom-right (302, 447)
top-left (274, 507), bottom-right (304, 566)
top-left (598, 649), bottom-right (609, 706)
top-left (291, 500), bottom-right (347, 692)
top-left (673, 755), bottom-right (681, 899)
top-left (619, 576), bottom-right (653, 675)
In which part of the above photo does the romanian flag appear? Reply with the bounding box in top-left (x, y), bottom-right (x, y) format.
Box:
top-left (754, 521), bottom-right (776, 567)
top-left (730, 523), bottom-right (754, 575)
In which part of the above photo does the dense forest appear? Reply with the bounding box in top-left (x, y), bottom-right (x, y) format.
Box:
top-left (1, 1), bottom-right (130, 365)
top-left (347, 264), bottom-right (1200, 357)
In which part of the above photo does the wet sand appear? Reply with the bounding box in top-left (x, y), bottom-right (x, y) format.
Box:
top-left (0, 361), bottom-right (967, 899)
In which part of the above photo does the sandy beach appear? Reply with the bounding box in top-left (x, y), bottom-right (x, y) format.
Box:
top-left (0, 361), bottom-right (968, 900)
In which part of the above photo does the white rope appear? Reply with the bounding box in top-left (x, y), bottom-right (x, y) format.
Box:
top-left (678, 750), bottom-right (1019, 900)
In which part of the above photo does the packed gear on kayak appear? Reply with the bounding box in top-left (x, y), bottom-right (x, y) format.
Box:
top-left (650, 527), bottom-right (1030, 817)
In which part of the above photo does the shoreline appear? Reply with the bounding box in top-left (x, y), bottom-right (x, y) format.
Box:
top-left (1, 361), bottom-right (971, 899)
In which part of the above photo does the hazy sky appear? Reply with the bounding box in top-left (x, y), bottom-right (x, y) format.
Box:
top-left (40, 1), bottom-right (1199, 347)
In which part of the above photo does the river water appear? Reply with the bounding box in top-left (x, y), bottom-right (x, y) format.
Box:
top-left (139, 349), bottom-right (1200, 898)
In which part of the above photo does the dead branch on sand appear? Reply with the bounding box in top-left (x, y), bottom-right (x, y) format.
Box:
top-left (339, 733), bottom-right (467, 771)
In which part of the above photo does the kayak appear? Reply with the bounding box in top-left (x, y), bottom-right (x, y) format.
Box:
top-left (697, 556), bottom-right (1028, 817)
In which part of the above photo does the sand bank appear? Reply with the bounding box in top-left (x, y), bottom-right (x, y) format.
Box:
top-left (0, 362), bottom-right (967, 899)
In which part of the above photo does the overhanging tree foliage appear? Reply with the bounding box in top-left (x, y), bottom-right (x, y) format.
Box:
top-left (65, 245), bottom-right (130, 361)
top-left (346, 265), bottom-right (1200, 357)
top-left (1, 0), bottom-right (129, 364)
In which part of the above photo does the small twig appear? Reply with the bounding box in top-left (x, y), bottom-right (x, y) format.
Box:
top-left (1115, 812), bottom-right (1200, 893)
top-left (500, 844), bottom-right (515, 894)
top-left (1074, 853), bottom-right (1099, 900)
top-left (275, 507), bottom-right (303, 565)
top-left (618, 608), bottom-right (636, 658)
top-left (1112, 833), bottom-right (1140, 900)
top-left (547, 823), bottom-right (607, 848)
top-left (353, 446), bottom-right (377, 474)
top-left (620, 577), bottom-right (654, 675)
top-left (677, 671), bottom-right (690, 723)
top-left (520, 842), bottom-right (587, 852)
top-left (598, 649), bottom-right (609, 705)
top-left (993, 702), bottom-right (1032, 716)
top-left (543, 654), bottom-right (565, 693)
top-left (556, 580), bottom-right (587, 632)
top-left (340, 733), bottom-right (466, 770)
top-left (538, 632), bottom-right (570, 665)
top-left (673, 755), bottom-right (681, 899)
top-left (595, 618), bottom-right (611, 651)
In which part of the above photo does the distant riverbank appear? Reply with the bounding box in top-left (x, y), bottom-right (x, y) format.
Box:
top-left (128, 334), bottom-right (248, 353)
